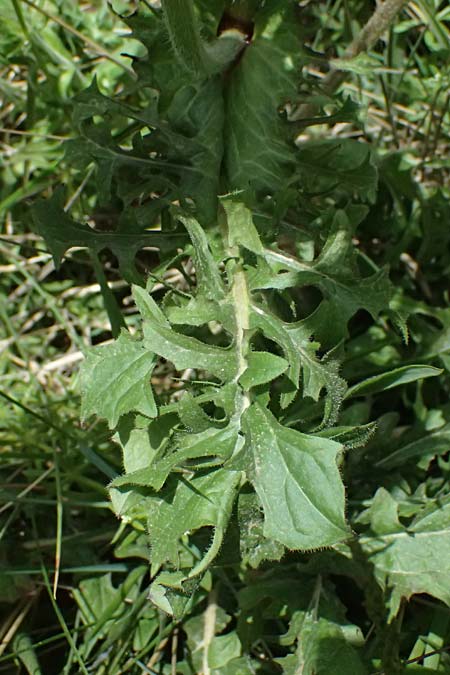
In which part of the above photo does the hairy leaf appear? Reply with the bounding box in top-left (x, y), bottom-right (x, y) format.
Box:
top-left (243, 404), bottom-right (350, 549)
top-left (250, 304), bottom-right (346, 419)
top-left (111, 419), bottom-right (242, 491)
top-left (175, 211), bottom-right (225, 299)
top-left (147, 468), bottom-right (241, 569)
top-left (221, 196), bottom-right (263, 254)
top-left (239, 351), bottom-right (288, 389)
top-left (80, 331), bottom-right (157, 428)
top-left (143, 320), bottom-right (238, 380)
top-left (361, 489), bottom-right (450, 618)
top-left (224, 1), bottom-right (304, 194)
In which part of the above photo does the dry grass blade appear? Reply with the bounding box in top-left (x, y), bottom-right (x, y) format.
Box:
top-left (0, 597), bottom-right (37, 657)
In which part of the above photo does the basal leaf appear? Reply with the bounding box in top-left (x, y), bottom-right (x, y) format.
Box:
top-left (283, 614), bottom-right (368, 675)
top-left (125, 11), bottom-right (225, 222)
top-left (12, 633), bottom-right (42, 675)
top-left (165, 78), bottom-right (225, 221)
top-left (73, 567), bottom-right (147, 649)
top-left (225, 1), bottom-right (304, 194)
top-left (69, 43), bottom-right (225, 220)
top-left (32, 188), bottom-right (184, 283)
top-left (71, 77), bottom-right (158, 130)
top-left (244, 404), bottom-right (350, 549)
top-left (80, 331), bottom-right (157, 428)
top-left (184, 606), bottom-right (241, 673)
top-left (296, 138), bottom-right (378, 203)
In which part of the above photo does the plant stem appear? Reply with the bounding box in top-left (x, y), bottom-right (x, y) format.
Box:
top-left (161, 0), bottom-right (247, 76)
top-left (202, 588), bottom-right (217, 675)
top-left (224, 0), bottom-right (261, 21)
top-left (325, 0), bottom-right (409, 92)
top-left (161, 0), bottom-right (208, 75)
top-left (219, 207), bottom-right (251, 412)
top-left (348, 0), bottom-right (409, 58)
top-left (293, 0), bottom-right (408, 121)
top-left (231, 261), bottom-right (250, 380)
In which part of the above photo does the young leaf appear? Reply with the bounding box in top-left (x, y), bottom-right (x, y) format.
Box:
top-left (221, 196), bottom-right (263, 254)
top-left (239, 351), bottom-right (288, 389)
top-left (132, 285), bottom-right (171, 325)
top-left (316, 423), bottom-right (377, 450)
top-left (238, 492), bottom-right (285, 567)
top-left (174, 211), bottom-right (225, 300)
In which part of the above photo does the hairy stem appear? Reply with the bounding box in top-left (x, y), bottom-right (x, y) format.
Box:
top-left (161, 0), bottom-right (208, 75)
top-left (218, 206), bottom-right (251, 415)
top-left (161, 0), bottom-right (247, 76)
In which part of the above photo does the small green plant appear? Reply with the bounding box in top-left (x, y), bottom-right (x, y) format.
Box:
top-left (27, 0), bottom-right (450, 672)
